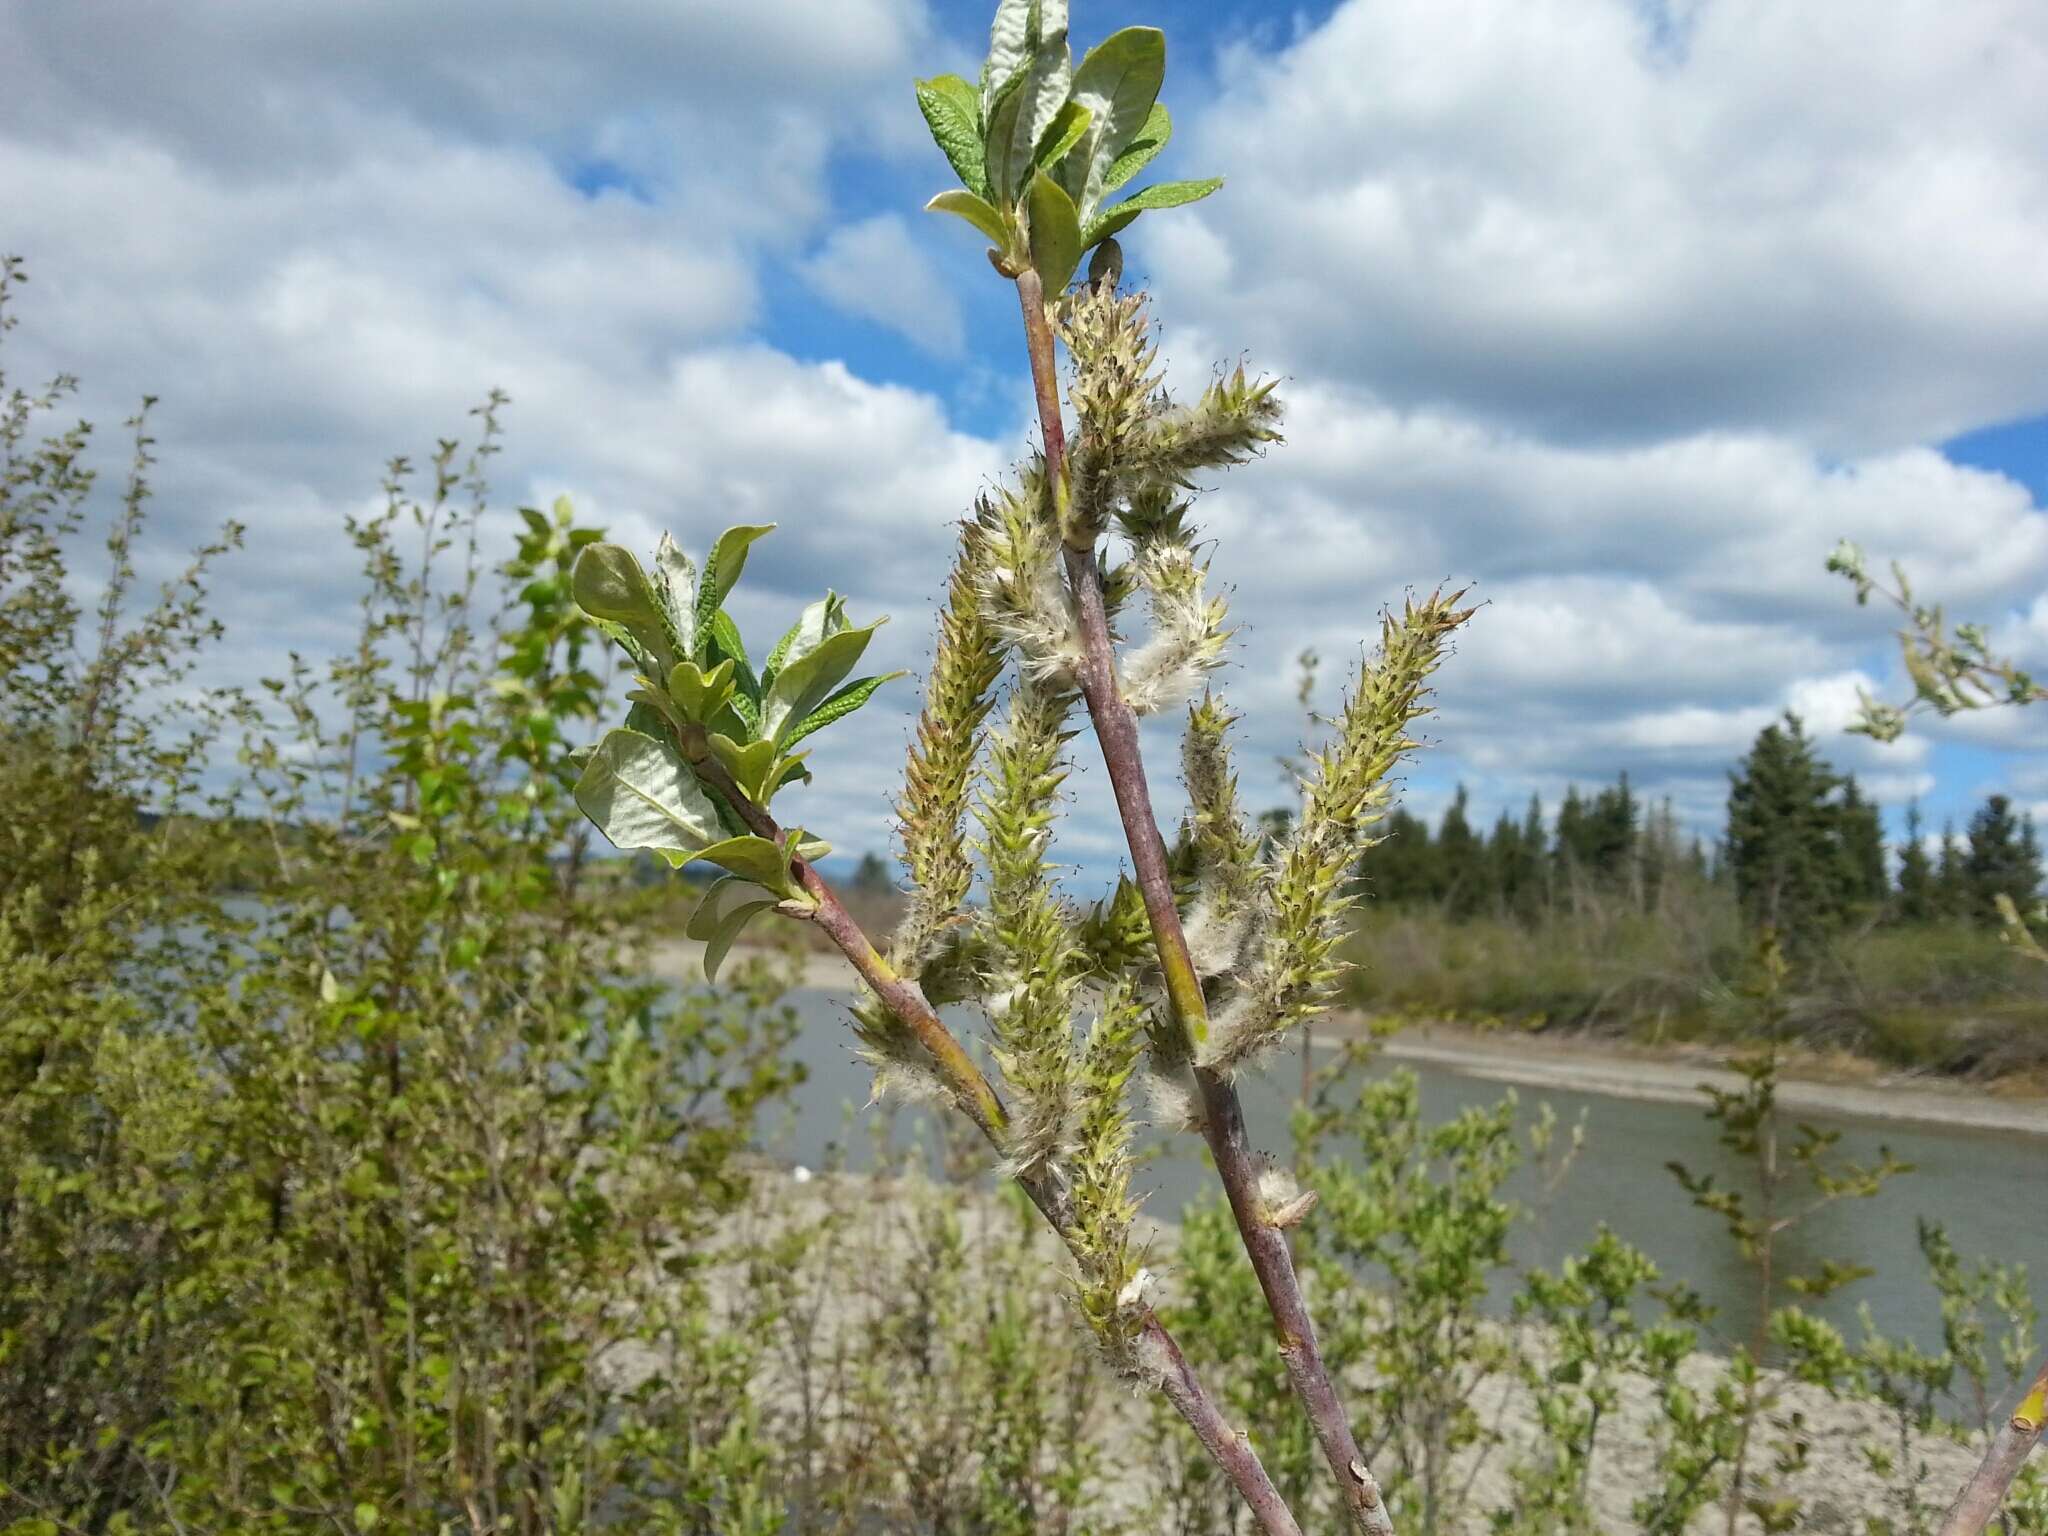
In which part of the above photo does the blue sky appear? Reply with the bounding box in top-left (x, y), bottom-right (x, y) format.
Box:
top-left (5, 0), bottom-right (2047, 876)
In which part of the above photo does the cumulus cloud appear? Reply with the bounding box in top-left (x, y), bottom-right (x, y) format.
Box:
top-left (798, 214), bottom-right (967, 356)
top-left (4, 0), bottom-right (2046, 878)
top-left (1153, 0), bottom-right (2048, 456)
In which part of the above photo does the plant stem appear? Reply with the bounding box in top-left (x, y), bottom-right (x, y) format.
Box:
top-left (680, 728), bottom-right (1010, 1148)
top-left (1142, 1314), bottom-right (1306, 1536)
top-left (1014, 266), bottom-right (1395, 1536)
top-left (675, 726), bottom-right (1303, 1535)
top-left (1939, 1355), bottom-right (2048, 1536)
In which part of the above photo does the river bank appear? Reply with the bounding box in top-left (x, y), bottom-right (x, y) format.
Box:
top-left (640, 936), bottom-right (2048, 1139)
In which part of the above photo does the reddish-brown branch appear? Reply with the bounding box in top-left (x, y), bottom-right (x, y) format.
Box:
top-left (1939, 1355), bottom-right (2048, 1536)
top-left (674, 722), bottom-right (1301, 1532)
top-left (1015, 266), bottom-right (1395, 1536)
top-left (1142, 1313), bottom-right (1306, 1536)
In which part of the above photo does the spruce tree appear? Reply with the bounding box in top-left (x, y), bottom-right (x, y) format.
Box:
top-left (1365, 806), bottom-right (1435, 905)
top-left (1964, 794), bottom-right (2044, 924)
top-left (1437, 784), bottom-right (1484, 916)
top-left (1836, 775), bottom-right (1889, 917)
top-left (1726, 713), bottom-right (1847, 942)
top-left (1935, 819), bottom-right (1969, 920)
top-left (1895, 800), bottom-right (1936, 923)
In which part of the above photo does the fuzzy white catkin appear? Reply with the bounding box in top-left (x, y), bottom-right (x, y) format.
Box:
top-left (1143, 1070), bottom-right (1203, 1132)
top-left (1257, 1165), bottom-right (1301, 1211)
top-left (1179, 895), bottom-right (1250, 980)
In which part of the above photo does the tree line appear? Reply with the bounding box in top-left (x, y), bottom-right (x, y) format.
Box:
top-left (1312, 712), bottom-right (2040, 943)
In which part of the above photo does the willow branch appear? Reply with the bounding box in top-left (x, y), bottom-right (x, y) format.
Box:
top-left (1940, 1356), bottom-right (2048, 1536)
top-left (672, 721), bottom-right (1300, 1532)
top-left (1015, 267), bottom-right (1395, 1536)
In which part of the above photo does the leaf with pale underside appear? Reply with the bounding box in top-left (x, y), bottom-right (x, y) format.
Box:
top-left (985, 5), bottom-right (1070, 205)
top-left (573, 545), bottom-right (679, 673)
top-left (652, 533), bottom-right (698, 660)
top-left (1102, 102), bottom-right (1169, 194)
top-left (762, 618), bottom-right (885, 747)
top-left (573, 727), bottom-right (720, 865)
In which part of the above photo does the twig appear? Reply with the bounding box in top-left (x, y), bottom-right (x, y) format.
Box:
top-left (1015, 266), bottom-right (1394, 1536)
top-left (1939, 1355), bottom-right (2048, 1536)
top-left (670, 722), bottom-right (1302, 1533)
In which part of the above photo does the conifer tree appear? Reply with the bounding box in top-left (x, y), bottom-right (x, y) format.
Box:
top-left (1896, 800), bottom-right (1937, 923)
top-left (1837, 775), bottom-right (1889, 918)
top-left (1964, 794), bottom-right (2044, 925)
top-left (1725, 713), bottom-right (1849, 943)
top-left (1436, 783), bottom-right (1483, 917)
top-left (1936, 818), bottom-right (1969, 920)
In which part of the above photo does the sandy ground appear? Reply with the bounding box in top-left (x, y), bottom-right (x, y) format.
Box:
top-left (615, 1168), bottom-right (2005, 1534)
top-left (641, 936), bottom-right (2048, 1140)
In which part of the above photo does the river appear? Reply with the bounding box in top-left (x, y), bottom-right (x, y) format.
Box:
top-left (752, 986), bottom-right (2048, 1364)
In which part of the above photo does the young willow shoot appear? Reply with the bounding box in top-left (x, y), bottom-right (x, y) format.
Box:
top-left (568, 4), bottom-right (1469, 1531)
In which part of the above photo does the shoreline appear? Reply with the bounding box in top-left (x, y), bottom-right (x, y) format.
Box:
top-left (642, 938), bottom-right (2048, 1140)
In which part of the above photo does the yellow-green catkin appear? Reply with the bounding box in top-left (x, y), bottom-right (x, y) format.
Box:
top-left (974, 668), bottom-right (1082, 1175)
top-left (1178, 693), bottom-right (1263, 973)
top-left (891, 513), bottom-right (1006, 982)
top-left (1203, 591), bottom-right (1473, 1071)
top-left (1066, 979), bottom-right (1148, 1365)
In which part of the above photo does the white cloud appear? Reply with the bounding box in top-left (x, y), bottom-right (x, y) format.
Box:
top-left (1151, 0), bottom-right (2048, 455)
top-left (798, 214), bottom-right (967, 356)
top-left (6, 0), bottom-right (2047, 879)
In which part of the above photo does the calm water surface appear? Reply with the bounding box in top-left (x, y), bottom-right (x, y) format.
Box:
top-left (752, 988), bottom-right (2048, 1362)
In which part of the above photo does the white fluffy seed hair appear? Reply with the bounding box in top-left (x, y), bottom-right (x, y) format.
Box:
top-left (1256, 1164), bottom-right (1301, 1211)
top-left (864, 1060), bottom-right (949, 1109)
top-left (1131, 1321), bottom-right (1178, 1391)
top-left (1196, 980), bottom-right (1282, 1073)
top-left (1143, 1070), bottom-right (1204, 1132)
top-left (984, 558), bottom-right (1082, 685)
top-left (1179, 894), bottom-right (1251, 980)
top-left (1118, 543), bottom-right (1224, 718)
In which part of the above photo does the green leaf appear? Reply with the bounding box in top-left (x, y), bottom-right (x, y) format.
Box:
top-left (761, 618), bottom-right (885, 747)
top-left (652, 532), bottom-right (698, 660)
top-left (1059, 27), bottom-right (1165, 222)
top-left (925, 189), bottom-right (1012, 250)
top-left (572, 728), bottom-right (720, 865)
top-left (1027, 170), bottom-right (1084, 295)
top-left (985, 5), bottom-right (1070, 204)
top-left (519, 507), bottom-right (550, 538)
top-left (778, 671), bottom-right (906, 751)
top-left (692, 834), bottom-right (796, 891)
top-left (1081, 177), bottom-right (1220, 249)
top-left (770, 593), bottom-right (849, 685)
top-left (980, 67), bottom-right (1029, 204)
top-left (916, 74), bottom-right (988, 199)
top-left (1035, 100), bottom-right (1091, 172)
top-left (666, 658), bottom-right (735, 723)
top-left (572, 545), bottom-right (679, 672)
top-left (695, 523), bottom-right (774, 646)
top-left (707, 732), bottom-right (781, 804)
top-left (686, 876), bottom-right (784, 983)
top-left (1102, 102), bottom-right (1170, 194)
top-left (702, 609), bottom-right (761, 732)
